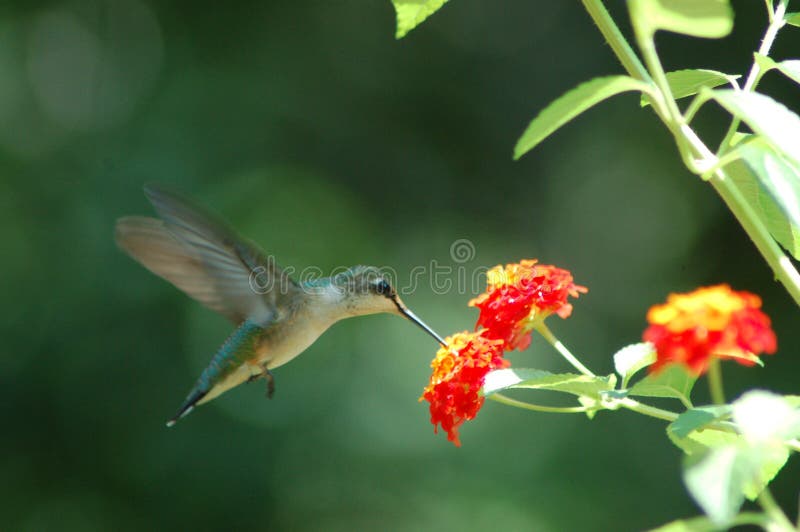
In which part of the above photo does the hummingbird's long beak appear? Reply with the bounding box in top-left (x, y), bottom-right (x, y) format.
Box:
top-left (392, 297), bottom-right (447, 346)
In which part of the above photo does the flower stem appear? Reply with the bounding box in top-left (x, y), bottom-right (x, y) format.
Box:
top-left (579, 0), bottom-right (650, 83)
top-left (719, 0), bottom-right (788, 153)
top-left (618, 398), bottom-right (678, 422)
top-left (707, 358), bottom-right (726, 405)
top-left (488, 393), bottom-right (595, 414)
top-left (534, 322), bottom-right (596, 377)
top-left (579, 0), bottom-right (800, 308)
top-left (707, 172), bottom-right (800, 306)
top-left (758, 486), bottom-right (795, 532)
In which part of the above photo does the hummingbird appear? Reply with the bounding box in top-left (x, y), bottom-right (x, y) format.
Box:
top-left (115, 184), bottom-right (446, 427)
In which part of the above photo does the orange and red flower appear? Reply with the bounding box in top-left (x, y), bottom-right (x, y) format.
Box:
top-left (422, 259), bottom-right (586, 446)
top-left (643, 284), bottom-right (777, 374)
top-left (420, 330), bottom-right (508, 446)
top-left (469, 260), bottom-right (587, 350)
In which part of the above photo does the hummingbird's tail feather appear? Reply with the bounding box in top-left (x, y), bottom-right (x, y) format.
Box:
top-left (166, 320), bottom-right (267, 427)
top-left (166, 388), bottom-right (207, 427)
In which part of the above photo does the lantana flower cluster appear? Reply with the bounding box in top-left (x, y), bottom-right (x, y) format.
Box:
top-left (643, 284), bottom-right (777, 375)
top-left (421, 258), bottom-right (779, 446)
top-left (421, 260), bottom-right (586, 445)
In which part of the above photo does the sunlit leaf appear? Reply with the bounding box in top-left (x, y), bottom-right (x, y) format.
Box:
top-left (704, 89), bottom-right (800, 168)
top-left (668, 424), bottom-right (739, 455)
top-left (754, 53), bottom-right (800, 87)
top-left (669, 405), bottom-right (731, 439)
top-left (514, 76), bottom-right (652, 159)
top-left (578, 395), bottom-right (600, 419)
top-left (739, 444), bottom-right (789, 500)
top-left (772, 60), bottom-right (800, 85)
top-left (785, 12), bottom-right (800, 27)
top-left (390, 0), bottom-right (449, 39)
top-left (726, 137), bottom-right (800, 258)
top-left (641, 69), bottom-right (737, 107)
top-left (783, 394), bottom-right (800, 408)
top-left (718, 350), bottom-right (764, 367)
top-left (629, 364), bottom-right (697, 405)
top-left (613, 342), bottom-right (656, 388)
top-left (483, 368), bottom-right (616, 400)
top-left (682, 446), bottom-right (752, 526)
top-left (649, 513), bottom-right (767, 531)
top-left (732, 390), bottom-right (800, 443)
top-left (629, 0), bottom-right (734, 39)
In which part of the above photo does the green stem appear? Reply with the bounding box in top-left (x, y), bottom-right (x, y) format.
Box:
top-left (718, 0), bottom-right (788, 152)
top-left (707, 358), bottom-right (726, 405)
top-left (630, 7), bottom-right (702, 172)
top-left (534, 321), bottom-right (595, 377)
top-left (618, 398), bottom-right (678, 422)
top-left (580, 0), bottom-right (800, 308)
top-left (708, 171), bottom-right (800, 306)
top-left (579, 0), bottom-right (650, 83)
top-left (488, 393), bottom-right (595, 414)
top-left (758, 486), bottom-right (795, 532)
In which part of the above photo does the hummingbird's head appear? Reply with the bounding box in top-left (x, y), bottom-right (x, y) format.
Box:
top-left (331, 265), bottom-right (445, 345)
top-left (331, 265), bottom-right (398, 315)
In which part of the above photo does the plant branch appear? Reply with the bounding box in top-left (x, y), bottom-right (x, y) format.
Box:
top-left (580, 0), bottom-right (800, 308)
top-left (534, 322), bottom-right (595, 377)
top-left (488, 393), bottom-right (595, 414)
top-left (708, 169), bottom-right (800, 306)
top-left (617, 397), bottom-right (678, 422)
top-left (707, 358), bottom-right (726, 405)
top-left (758, 486), bottom-right (796, 532)
top-left (580, 0), bottom-right (650, 83)
top-left (719, 0), bottom-right (788, 152)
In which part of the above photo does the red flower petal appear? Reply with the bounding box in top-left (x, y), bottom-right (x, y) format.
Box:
top-left (643, 285), bottom-right (777, 375)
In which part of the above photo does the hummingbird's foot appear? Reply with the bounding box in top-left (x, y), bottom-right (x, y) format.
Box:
top-left (245, 366), bottom-right (275, 398)
top-left (265, 369), bottom-right (275, 399)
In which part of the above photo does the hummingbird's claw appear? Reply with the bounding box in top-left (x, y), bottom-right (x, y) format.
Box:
top-left (265, 369), bottom-right (275, 399)
top-left (246, 366), bottom-right (276, 398)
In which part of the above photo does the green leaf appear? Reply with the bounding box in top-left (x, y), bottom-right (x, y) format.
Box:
top-left (785, 12), bottom-right (800, 28)
top-left (629, 364), bottom-right (697, 405)
top-left (729, 132), bottom-right (751, 146)
top-left (732, 390), bottom-right (800, 443)
top-left (704, 89), bottom-right (800, 168)
top-left (641, 69), bottom-right (737, 107)
top-left (514, 76), bottom-right (652, 160)
top-left (682, 445), bottom-right (752, 526)
top-left (601, 389), bottom-right (629, 400)
top-left (754, 53), bottom-right (800, 87)
top-left (726, 137), bottom-right (800, 258)
top-left (721, 350), bottom-right (765, 367)
top-left (668, 424), bottom-right (740, 455)
top-left (613, 342), bottom-right (656, 388)
top-left (390, 0), bottom-right (449, 39)
top-left (739, 443), bottom-right (789, 500)
top-left (577, 395), bottom-right (600, 420)
top-left (649, 513), bottom-right (767, 531)
top-left (482, 368), bottom-right (616, 400)
top-left (647, 516), bottom-right (717, 532)
top-left (669, 405), bottom-right (732, 439)
top-left (629, 0), bottom-right (734, 39)
top-left (681, 423), bottom-right (792, 521)
top-left (772, 60), bottom-right (800, 86)
top-left (783, 394), bottom-right (800, 408)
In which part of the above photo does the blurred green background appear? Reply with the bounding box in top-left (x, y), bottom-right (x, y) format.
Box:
top-left (2, 1), bottom-right (800, 530)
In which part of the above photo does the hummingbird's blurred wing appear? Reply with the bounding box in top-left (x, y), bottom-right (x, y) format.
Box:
top-left (115, 184), bottom-right (298, 324)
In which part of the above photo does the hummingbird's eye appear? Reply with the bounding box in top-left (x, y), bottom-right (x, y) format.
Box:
top-left (374, 279), bottom-right (393, 296)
